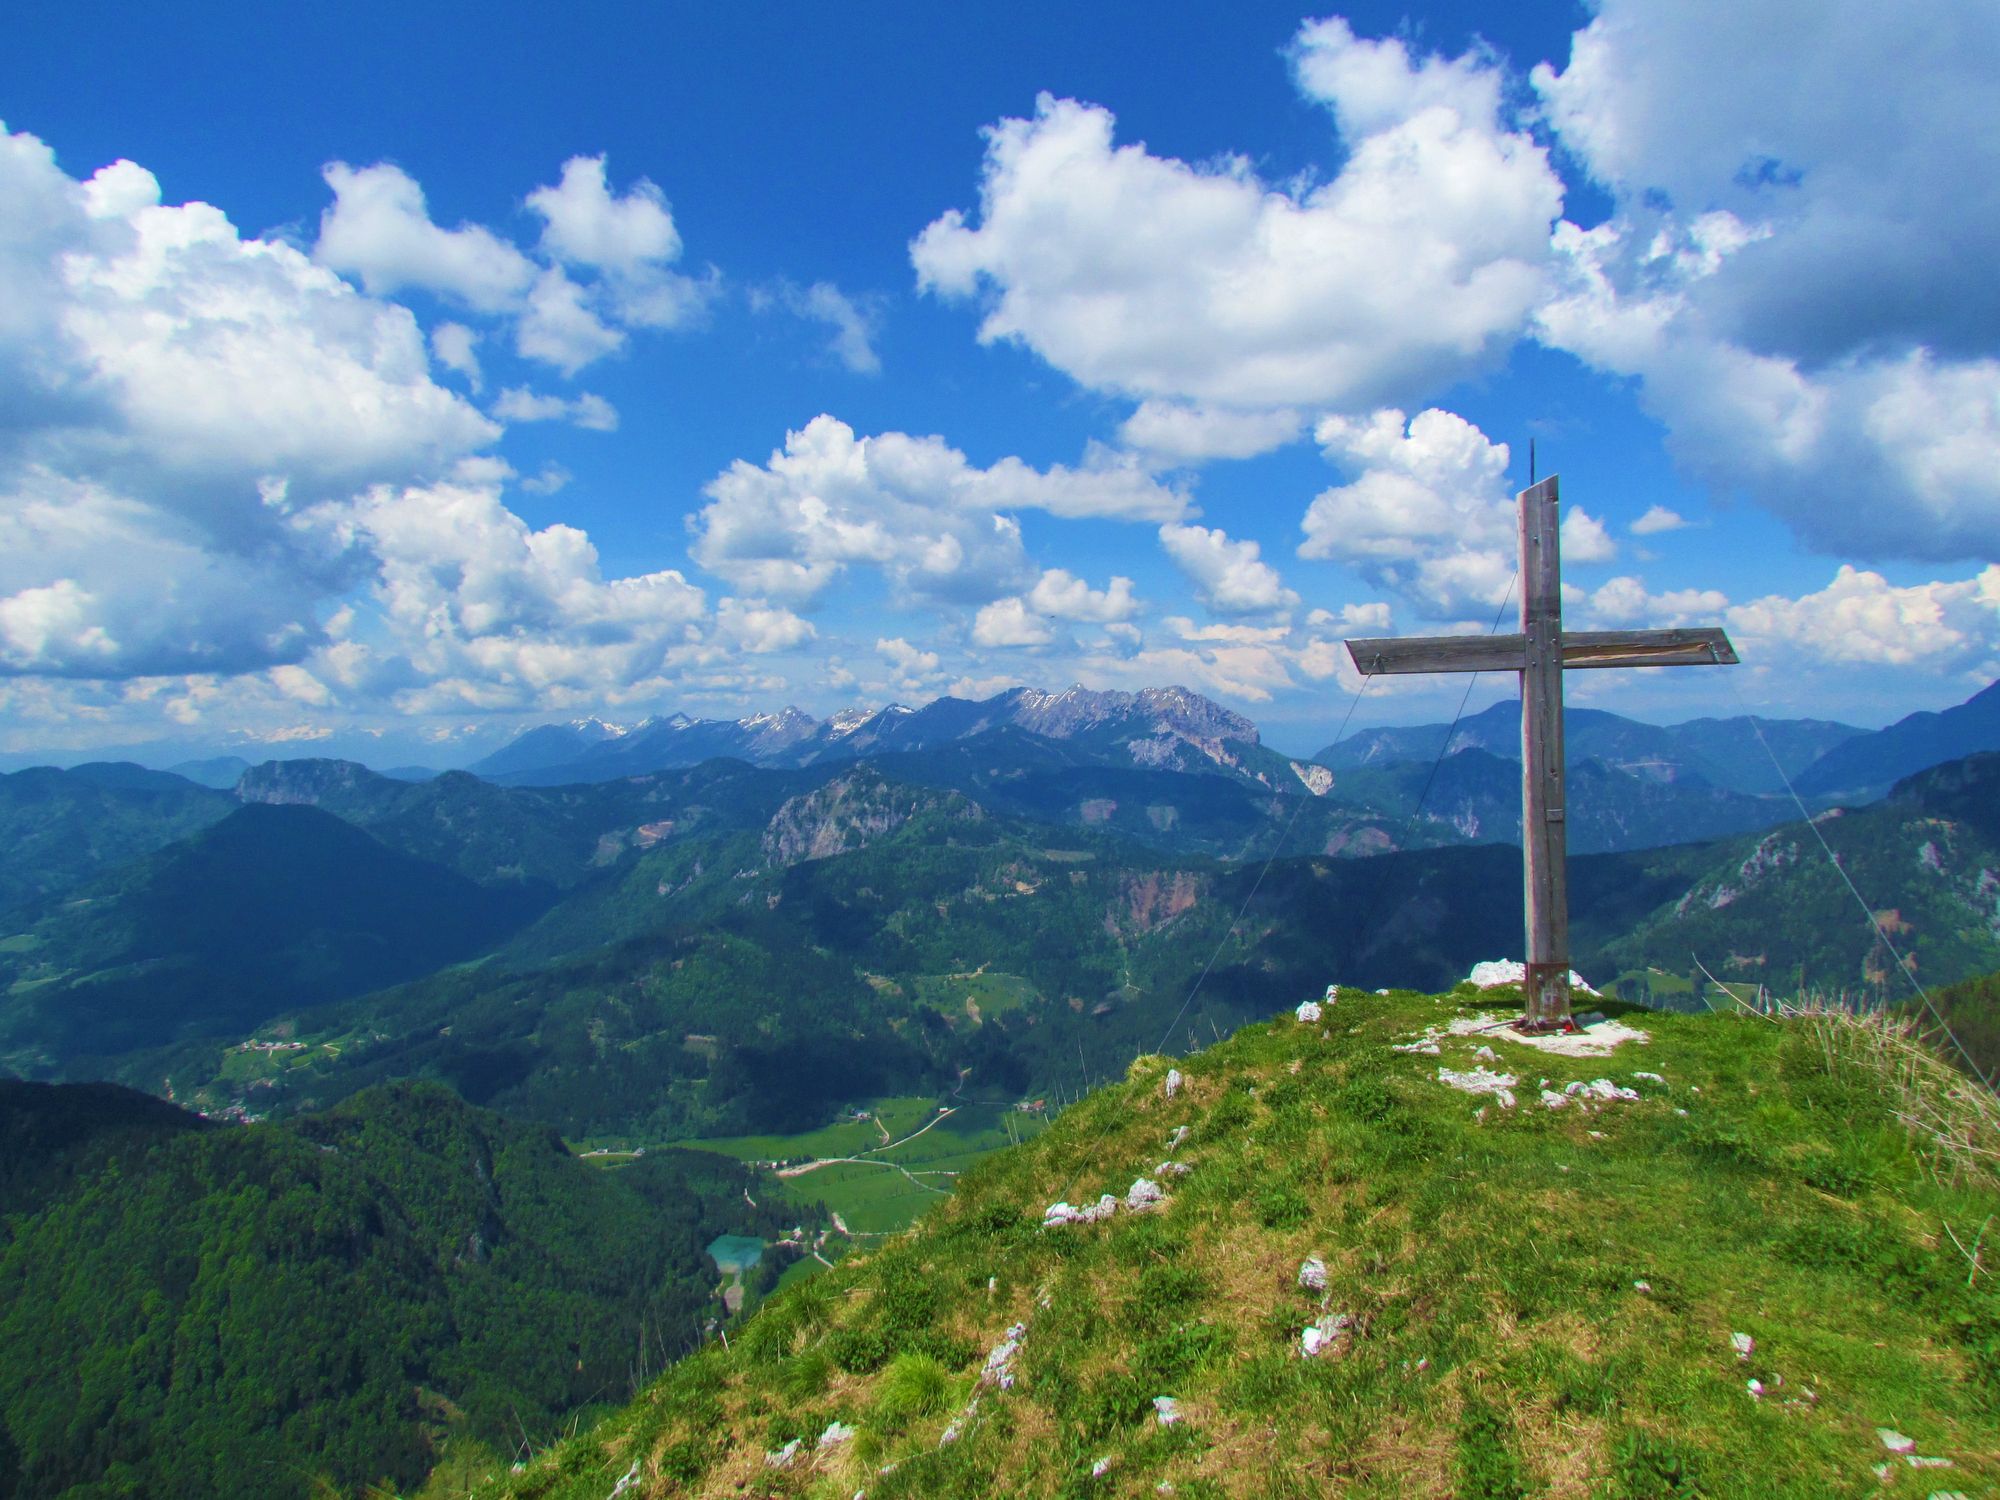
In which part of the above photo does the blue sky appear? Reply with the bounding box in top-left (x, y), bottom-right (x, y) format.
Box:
top-left (1, 0), bottom-right (1996, 765)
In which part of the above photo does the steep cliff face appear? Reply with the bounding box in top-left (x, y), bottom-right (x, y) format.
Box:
top-left (759, 773), bottom-right (984, 866)
top-left (235, 755), bottom-right (397, 807)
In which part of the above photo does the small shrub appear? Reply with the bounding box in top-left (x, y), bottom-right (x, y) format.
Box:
top-left (1608, 1429), bottom-right (1709, 1498)
top-left (1333, 1077), bottom-right (1394, 1123)
top-left (829, 1326), bottom-right (890, 1374)
top-left (1198, 1091), bottom-right (1255, 1142)
top-left (1134, 1321), bottom-right (1230, 1388)
top-left (1256, 1184), bottom-right (1310, 1229)
top-left (1128, 1263), bottom-right (1207, 1333)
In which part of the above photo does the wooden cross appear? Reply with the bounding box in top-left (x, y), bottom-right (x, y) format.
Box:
top-left (1343, 476), bottom-right (1739, 1030)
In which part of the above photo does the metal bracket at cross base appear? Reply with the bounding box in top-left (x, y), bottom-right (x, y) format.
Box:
top-left (1516, 962), bottom-right (1577, 1034)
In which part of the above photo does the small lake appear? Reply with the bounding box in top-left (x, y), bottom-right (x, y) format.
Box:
top-left (707, 1233), bottom-right (764, 1274)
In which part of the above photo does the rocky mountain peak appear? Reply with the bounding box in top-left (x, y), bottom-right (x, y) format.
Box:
top-left (234, 758), bottom-right (386, 807)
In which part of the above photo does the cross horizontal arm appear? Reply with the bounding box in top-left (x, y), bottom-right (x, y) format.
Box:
top-left (1344, 627), bottom-right (1738, 676)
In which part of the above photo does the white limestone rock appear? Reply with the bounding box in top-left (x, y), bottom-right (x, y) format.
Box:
top-left (1301, 1311), bottom-right (1353, 1358)
top-left (1437, 1065), bottom-right (1518, 1110)
top-left (981, 1323), bottom-right (1027, 1389)
top-left (1466, 959), bottom-right (1600, 995)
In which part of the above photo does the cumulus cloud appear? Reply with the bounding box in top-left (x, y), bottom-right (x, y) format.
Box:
top-left (1631, 504), bottom-right (1686, 535)
top-left (1582, 575), bottom-right (1730, 628)
top-left (526, 154), bottom-right (711, 332)
top-left (689, 414), bottom-right (1186, 606)
top-left (1298, 406), bottom-right (1615, 620)
top-left (971, 569), bottom-right (1137, 650)
top-left (715, 596), bottom-right (815, 654)
top-left (0, 125), bottom-right (741, 718)
top-left (491, 386), bottom-right (618, 431)
top-left (316, 162), bottom-right (536, 312)
top-left (430, 321), bottom-right (482, 389)
top-left (1027, 569), bottom-right (1138, 623)
top-left (1531, 0), bottom-right (2000, 559)
top-left (972, 597), bottom-right (1055, 648)
top-left (316, 152), bottom-right (709, 377)
top-left (912, 21), bottom-right (1559, 414)
top-left (1158, 523), bottom-right (1299, 616)
top-left (0, 127), bottom-right (500, 678)
top-left (1118, 401), bottom-right (1305, 464)
top-left (876, 636), bottom-right (944, 693)
top-left (527, 154), bottom-right (680, 275)
top-left (350, 470), bottom-right (709, 709)
top-left (1725, 565), bottom-right (2000, 670)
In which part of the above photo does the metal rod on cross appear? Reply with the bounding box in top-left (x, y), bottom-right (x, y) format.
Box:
top-left (1342, 476), bottom-right (1740, 1031)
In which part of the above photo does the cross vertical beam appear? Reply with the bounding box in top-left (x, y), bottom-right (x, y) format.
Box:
top-left (1518, 477), bottom-right (1568, 1027)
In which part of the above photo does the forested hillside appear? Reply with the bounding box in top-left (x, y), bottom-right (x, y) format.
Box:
top-left (0, 1080), bottom-right (807, 1498)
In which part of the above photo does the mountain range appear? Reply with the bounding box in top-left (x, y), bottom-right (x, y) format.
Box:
top-left (5, 678), bottom-right (2000, 1497)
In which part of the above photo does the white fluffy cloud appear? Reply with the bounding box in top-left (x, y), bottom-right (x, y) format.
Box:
top-left (0, 126), bottom-right (497, 678)
top-left (1118, 401), bottom-right (1305, 465)
top-left (1631, 505), bottom-right (1686, 536)
top-left (527, 154), bottom-right (679, 275)
top-left (971, 597), bottom-right (1055, 649)
top-left (315, 163), bottom-right (536, 312)
top-left (1532, 0), bottom-right (2000, 559)
top-left (1158, 523), bottom-right (1298, 616)
top-left (1027, 569), bottom-right (1137, 623)
top-left (912, 20), bottom-right (1560, 413)
top-left (972, 569), bottom-right (1138, 650)
top-left (1725, 565), bottom-right (2000, 670)
top-left (716, 597), bottom-right (815, 654)
top-left (1582, 576), bottom-right (1730, 629)
top-left (491, 386), bottom-right (618, 431)
top-left (430, 321), bottom-right (482, 389)
top-left (316, 153), bottom-right (710, 377)
top-left (689, 414), bottom-right (1186, 606)
top-left (349, 469), bottom-right (709, 709)
top-left (1299, 407), bottom-right (1613, 619)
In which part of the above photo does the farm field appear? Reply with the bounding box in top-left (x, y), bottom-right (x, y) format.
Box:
top-left (674, 1094), bottom-right (1052, 1236)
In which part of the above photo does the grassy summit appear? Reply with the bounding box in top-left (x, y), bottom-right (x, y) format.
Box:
top-left (481, 989), bottom-right (2000, 1498)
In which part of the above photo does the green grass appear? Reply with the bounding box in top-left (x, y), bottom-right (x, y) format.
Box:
top-left (479, 989), bottom-right (2000, 1499)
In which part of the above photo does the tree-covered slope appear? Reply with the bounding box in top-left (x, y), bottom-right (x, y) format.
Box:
top-left (1591, 753), bottom-right (2000, 999)
top-left (234, 756), bottom-right (813, 892)
top-left (0, 1080), bottom-right (805, 1500)
top-left (481, 989), bottom-right (2000, 1499)
top-left (0, 803), bottom-right (548, 1071)
top-left (0, 764), bottom-right (233, 916)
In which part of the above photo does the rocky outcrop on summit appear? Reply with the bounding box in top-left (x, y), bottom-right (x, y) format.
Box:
top-left (759, 773), bottom-right (982, 867)
top-left (235, 757), bottom-right (400, 808)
